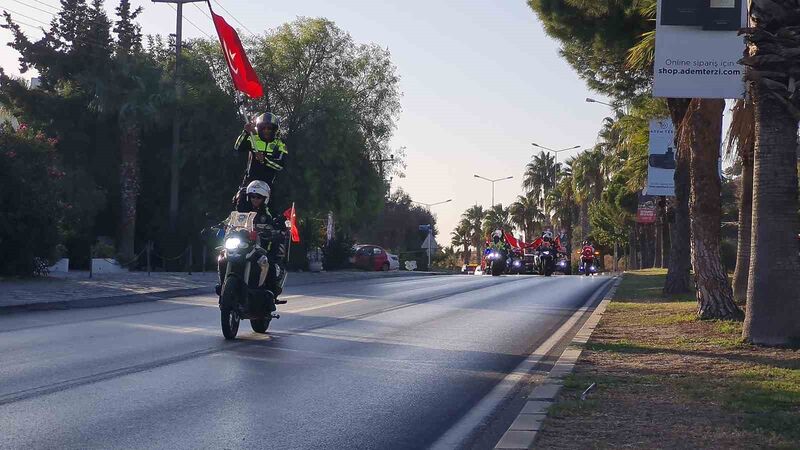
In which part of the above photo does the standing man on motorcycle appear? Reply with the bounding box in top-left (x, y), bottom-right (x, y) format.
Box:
top-left (217, 180), bottom-right (289, 302)
top-left (231, 112), bottom-right (287, 209)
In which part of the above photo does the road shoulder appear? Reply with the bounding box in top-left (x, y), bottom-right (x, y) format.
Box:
top-left (531, 269), bottom-right (800, 449)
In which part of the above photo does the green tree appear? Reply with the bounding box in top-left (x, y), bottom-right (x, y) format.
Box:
top-left (462, 205), bottom-right (486, 257)
top-left (450, 219), bottom-right (472, 264)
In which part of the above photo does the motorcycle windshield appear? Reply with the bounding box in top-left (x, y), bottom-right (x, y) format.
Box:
top-left (227, 211), bottom-right (257, 232)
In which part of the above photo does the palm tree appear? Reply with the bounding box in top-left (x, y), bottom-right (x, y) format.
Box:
top-left (628, 2), bottom-right (692, 293)
top-left (462, 205), bottom-right (485, 259)
top-left (725, 98), bottom-right (755, 304)
top-left (450, 219), bottom-right (472, 264)
top-left (572, 148), bottom-right (605, 238)
top-left (482, 204), bottom-right (513, 237)
top-left (509, 193), bottom-right (542, 241)
top-left (740, 1), bottom-right (800, 345)
top-left (523, 151), bottom-right (559, 204)
top-left (681, 99), bottom-right (742, 319)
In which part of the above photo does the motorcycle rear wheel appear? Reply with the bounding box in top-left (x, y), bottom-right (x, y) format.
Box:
top-left (250, 318), bottom-right (271, 333)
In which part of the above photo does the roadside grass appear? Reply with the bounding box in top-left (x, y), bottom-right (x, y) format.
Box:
top-left (535, 268), bottom-right (800, 449)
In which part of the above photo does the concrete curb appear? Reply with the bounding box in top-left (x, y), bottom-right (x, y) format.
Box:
top-left (0, 270), bottom-right (447, 315)
top-left (494, 276), bottom-right (622, 450)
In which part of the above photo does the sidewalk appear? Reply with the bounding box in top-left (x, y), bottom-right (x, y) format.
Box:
top-left (0, 269), bottom-right (443, 314)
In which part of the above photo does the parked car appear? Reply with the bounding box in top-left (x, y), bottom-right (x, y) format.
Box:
top-left (350, 244), bottom-right (396, 271)
top-left (462, 263), bottom-right (478, 274)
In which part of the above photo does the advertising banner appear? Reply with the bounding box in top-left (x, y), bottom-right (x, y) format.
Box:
top-left (636, 193), bottom-right (658, 224)
top-left (653, 0), bottom-right (747, 99)
top-left (646, 118), bottom-right (676, 196)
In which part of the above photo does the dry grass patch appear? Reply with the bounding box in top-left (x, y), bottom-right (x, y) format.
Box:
top-left (536, 269), bottom-right (800, 450)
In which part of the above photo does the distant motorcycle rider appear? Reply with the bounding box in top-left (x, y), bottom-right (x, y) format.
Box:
top-left (231, 112), bottom-right (287, 209)
top-left (580, 239), bottom-right (596, 272)
top-left (217, 180), bottom-right (288, 301)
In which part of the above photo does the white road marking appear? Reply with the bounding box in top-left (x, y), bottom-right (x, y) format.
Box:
top-left (430, 277), bottom-right (614, 450)
top-left (283, 298), bottom-right (363, 314)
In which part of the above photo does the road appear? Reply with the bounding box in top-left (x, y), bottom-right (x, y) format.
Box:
top-left (0, 274), bottom-right (612, 450)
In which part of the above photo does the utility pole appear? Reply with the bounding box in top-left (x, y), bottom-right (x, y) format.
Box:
top-left (153, 0), bottom-right (206, 231)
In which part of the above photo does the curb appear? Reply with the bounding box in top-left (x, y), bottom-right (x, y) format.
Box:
top-left (0, 270), bottom-right (447, 315)
top-left (494, 276), bottom-right (622, 450)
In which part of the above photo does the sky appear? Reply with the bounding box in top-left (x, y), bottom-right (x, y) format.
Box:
top-left (1, 0), bottom-right (623, 245)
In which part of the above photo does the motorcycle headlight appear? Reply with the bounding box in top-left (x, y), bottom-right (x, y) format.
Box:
top-left (542, 251), bottom-right (550, 255)
top-left (513, 261), bottom-right (521, 266)
top-left (558, 261), bottom-right (566, 266)
top-left (224, 237), bottom-right (241, 250)
top-left (590, 265), bottom-right (596, 271)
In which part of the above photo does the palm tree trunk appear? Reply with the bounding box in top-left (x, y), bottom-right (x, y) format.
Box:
top-left (743, 83), bottom-right (800, 345)
top-left (118, 125), bottom-right (140, 262)
top-left (664, 99), bottom-right (692, 293)
top-left (732, 156), bottom-right (753, 304)
top-left (683, 98), bottom-right (742, 320)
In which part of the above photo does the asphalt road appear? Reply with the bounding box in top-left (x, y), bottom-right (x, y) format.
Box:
top-left (0, 273), bottom-right (611, 450)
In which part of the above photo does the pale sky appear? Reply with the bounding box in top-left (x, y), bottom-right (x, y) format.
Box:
top-left (1, 0), bottom-right (619, 244)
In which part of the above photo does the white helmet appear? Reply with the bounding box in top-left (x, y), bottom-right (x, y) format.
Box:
top-left (542, 230), bottom-right (553, 239)
top-left (245, 180), bottom-right (271, 202)
top-left (492, 229), bottom-right (503, 239)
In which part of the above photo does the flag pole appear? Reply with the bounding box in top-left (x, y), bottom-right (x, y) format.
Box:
top-left (286, 202), bottom-right (295, 263)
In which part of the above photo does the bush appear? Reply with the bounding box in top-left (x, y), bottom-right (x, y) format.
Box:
top-left (0, 124), bottom-right (65, 275)
top-left (322, 236), bottom-right (355, 270)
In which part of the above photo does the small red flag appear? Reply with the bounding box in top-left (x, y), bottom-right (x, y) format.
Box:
top-left (283, 204), bottom-right (300, 243)
top-left (210, 9), bottom-right (264, 98)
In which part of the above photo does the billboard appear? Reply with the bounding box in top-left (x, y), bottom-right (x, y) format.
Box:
top-left (646, 118), bottom-right (676, 196)
top-left (653, 0), bottom-right (747, 99)
top-left (636, 193), bottom-right (658, 224)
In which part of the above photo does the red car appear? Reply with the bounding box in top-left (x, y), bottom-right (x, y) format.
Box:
top-left (350, 245), bottom-right (397, 271)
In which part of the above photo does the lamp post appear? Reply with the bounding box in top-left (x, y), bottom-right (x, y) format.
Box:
top-left (473, 174), bottom-right (513, 207)
top-left (530, 143), bottom-right (581, 165)
top-left (411, 199), bottom-right (452, 269)
top-left (585, 97), bottom-right (614, 108)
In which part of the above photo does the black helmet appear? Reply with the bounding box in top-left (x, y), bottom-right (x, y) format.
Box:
top-left (255, 112), bottom-right (280, 140)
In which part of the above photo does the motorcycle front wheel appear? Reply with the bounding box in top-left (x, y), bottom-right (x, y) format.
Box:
top-left (221, 309), bottom-right (240, 339)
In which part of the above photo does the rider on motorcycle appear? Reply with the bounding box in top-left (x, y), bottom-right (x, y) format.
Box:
top-left (217, 180), bottom-right (288, 301)
top-left (580, 239), bottom-right (596, 272)
top-left (489, 230), bottom-right (509, 252)
top-left (231, 112), bottom-right (288, 209)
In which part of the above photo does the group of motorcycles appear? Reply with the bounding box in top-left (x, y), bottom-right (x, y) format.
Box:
top-left (483, 243), bottom-right (599, 277)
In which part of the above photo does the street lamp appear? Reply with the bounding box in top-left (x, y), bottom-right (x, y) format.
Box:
top-left (410, 199), bottom-right (453, 208)
top-left (473, 174), bottom-right (513, 207)
top-left (585, 97), bottom-right (614, 108)
top-left (411, 199), bottom-right (452, 269)
top-left (530, 143), bottom-right (581, 164)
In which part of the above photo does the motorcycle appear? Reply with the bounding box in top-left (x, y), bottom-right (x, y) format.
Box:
top-left (578, 249), bottom-right (601, 276)
top-left (485, 248), bottom-right (508, 276)
top-left (215, 211), bottom-right (284, 339)
top-left (534, 241), bottom-right (556, 277)
top-left (507, 249), bottom-right (525, 274)
top-left (555, 254), bottom-right (570, 274)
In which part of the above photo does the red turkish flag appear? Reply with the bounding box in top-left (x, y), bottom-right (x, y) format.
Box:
top-left (210, 10), bottom-right (264, 98)
top-left (283, 204), bottom-right (300, 243)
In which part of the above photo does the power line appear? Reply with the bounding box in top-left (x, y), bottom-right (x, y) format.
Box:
top-left (166, 3), bottom-right (211, 38)
top-left (211, 0), bottom-right (253, 35)
top-left (1, 5), bottom-right (116, 51)
top-left (28, 0), bottom-right (56, 11)
top-left (10, 0), bottom-right (53, 16)
top-left (1, 6), bottom-right (49, 25)
top-left (191, 2), bottom-right (211, 21)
